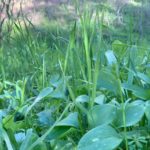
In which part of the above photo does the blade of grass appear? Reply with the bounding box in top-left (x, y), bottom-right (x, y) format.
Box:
top-left (91, 9), bottom-right (103, 108)
top-left (27, 103), bottom-right (71, 150)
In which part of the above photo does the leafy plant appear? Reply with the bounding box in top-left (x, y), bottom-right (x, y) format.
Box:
top-left (1, 0), bottom-right (150, 149)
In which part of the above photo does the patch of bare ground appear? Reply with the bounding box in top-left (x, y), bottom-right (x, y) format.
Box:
top-left (11, 0), bottom-right (75, 26)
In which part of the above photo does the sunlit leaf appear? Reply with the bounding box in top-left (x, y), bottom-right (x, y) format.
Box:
top-left (114, 102), bottom-right (145, 127)
top-left (37, 109), bottom-right (54, 126)
top-left (78, 125), bottom-right (122, 150)
top-left (25, 87), bottom-right (53, 116)
top-left (88, 104), bottom-right (116, 128)
top-left (75, 95), bottom-right (89, 103)
top-left (122, 83), bottom-right (150, 99)
top-left (97, 69), bottom-right (120, 95)
top-left (56, 112), bottom-right (79, 128)
top-left (19, 129), bottom-right (47, 150)
top-left (105, 50), bottom-right (117, 65)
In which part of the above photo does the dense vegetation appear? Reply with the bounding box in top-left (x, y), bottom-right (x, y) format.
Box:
top-left (1, 0), bottom-right (150, 149)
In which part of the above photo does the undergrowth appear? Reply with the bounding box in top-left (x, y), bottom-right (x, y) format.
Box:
top-left (1, 1), bottom-right (150, 150)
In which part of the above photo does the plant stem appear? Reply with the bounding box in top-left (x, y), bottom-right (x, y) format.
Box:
top-left (117, 66), bottom-right (128, 150)
top-left (91, 10), bottom-right (103, 108)
top-left (28, 103), bottom-right (71, 150)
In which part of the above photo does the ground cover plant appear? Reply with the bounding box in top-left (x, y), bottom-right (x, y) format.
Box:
top-left (1, 0), bottom-right (150, 149)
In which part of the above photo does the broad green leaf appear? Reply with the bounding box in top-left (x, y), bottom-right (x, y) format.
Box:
top-left (127, 68), bottom-right (134, 85)
top-left (56, 112), bottom-right (79, 128)
top-left (50, 84), bottom-right (67, 99)
top-left (97, 69), bottom-right (120, 95)
top-left (112, 40), bottom-right (127, 58)
top-left (4, 81), bottom-right (16, 87)
top-left (122, 83), bottom-right (150, 99)
top-left (50, 76), bottom-right (69, 100)
top-left (75, 102), bottom-right (88, 115)
top-left (2, 115), bottom-right (25, 132)
top-left (75, 95), bottom-right (89, 103)
top-left (25, 87), bottom-right (53, 116)
top-left (52, 140), bottom-right (74, 150)
top-left (50, 74), bottom-right (62, 87)
top-left (15, 132), bottom-right (26, 143)
top-left (78, 125), bottom-right (123, 150)
top-left (136, 72), bottom-right (150, 84)
top-left (37, 109), bottom-right (54, 126)
top-left (129, 45), bottom-right (145, 66)
top-left (19, 129), bottom-right (47, 150)
top-left (129, 45), bottom-right (138, 66)
top-left (131, 100), bottom-right (145, 106)
top-left (105, 50), bottom-right (117, 65)
top-left (46, 127), bottom-right (70, 141)
top-left (34, 87), bottom-right (53, 101)
top-left (114, 103), bottom-right (145, 127)
top-left (88, 104), bottom-right (116, 128)
top-left (94, 95), bottom-right (105, 104)
top-left (0, 95), bottom-right (5, 99)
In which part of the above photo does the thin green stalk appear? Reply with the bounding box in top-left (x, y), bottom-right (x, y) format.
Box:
top-left (91, 10), bottom-right (103, 108)
top-left (1, 65), bottom-right (5, 82)
top-left (80, 10), bottom-right (93, 110)
top-left (42, 54), bottom-right (46, 88)
top-left (116, 66), bottom-right (128, 150)
top-left (59, 59), bottom-right (85, 135)
top-left (28, 103), bottom-right (71, 150)
top-left (59, 59), bottom-right (76, 101)
top-left (20, 78), bottom-right (27, 105)
top-left (64, 44), bottom-right (70, 75)
top-left (74, 47), bottom-right (87, 81)
top-left (83, 22), bottom-right (92, 85)
top-left (80, 12), bottom-right (92, 85)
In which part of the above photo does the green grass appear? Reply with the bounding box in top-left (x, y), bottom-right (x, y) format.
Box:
top-left (1, 1), bottom-right (150, 150)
